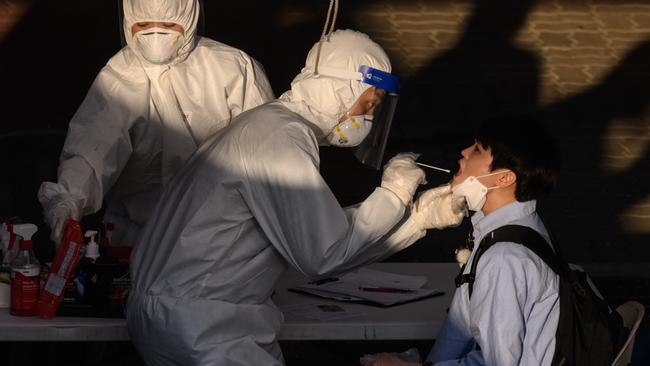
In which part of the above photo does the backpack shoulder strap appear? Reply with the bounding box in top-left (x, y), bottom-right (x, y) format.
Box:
top-left (465, 224), bottom-right (564, 299)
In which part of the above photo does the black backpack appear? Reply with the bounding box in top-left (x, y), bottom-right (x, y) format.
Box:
top-left (454, 224), bottom-right (628, 366)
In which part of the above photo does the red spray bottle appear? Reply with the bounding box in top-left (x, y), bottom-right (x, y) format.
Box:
top-left (35, 219), bottom-right (84, 319)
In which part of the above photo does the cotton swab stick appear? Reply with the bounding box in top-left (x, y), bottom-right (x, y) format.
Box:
top-left (416, 162), bottom-right (451, 173)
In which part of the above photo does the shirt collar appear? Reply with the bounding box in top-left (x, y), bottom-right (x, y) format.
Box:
top-left (470, 200), bottom-right (537, 244)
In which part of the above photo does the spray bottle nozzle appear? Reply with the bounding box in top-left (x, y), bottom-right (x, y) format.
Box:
top-left (13, 224), bottom-right (37, 241)
top-left (84, 230), bottom-right (100, 260)
top-left (13, 224), bottom-right (38, 249)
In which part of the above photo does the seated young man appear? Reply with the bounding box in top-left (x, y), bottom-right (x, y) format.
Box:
top-left (364, 115), bottom-right (561, 366)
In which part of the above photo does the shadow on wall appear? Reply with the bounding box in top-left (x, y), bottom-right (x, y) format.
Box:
top-left (364, 0), bottom-right (650, 263)
top-left (323, 0), bottom-right (650, 263)
top-left (386, 0), bottom-right (542, 261)
top-left (393, 0), bottom-right (650, 262)
top-left (542, 40), bottom-right (650, 262)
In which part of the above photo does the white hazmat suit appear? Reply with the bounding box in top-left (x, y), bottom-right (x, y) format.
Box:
top-left (127, 29), bottom-right (459, 365)
top-left (38, 0), bottom-right (274, 246)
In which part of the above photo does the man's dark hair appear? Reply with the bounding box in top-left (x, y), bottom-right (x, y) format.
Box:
top-left (476, 115), bottom-right (560, 201)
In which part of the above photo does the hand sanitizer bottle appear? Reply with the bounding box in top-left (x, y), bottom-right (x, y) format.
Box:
top-left (84, 230), bottom-right (100, 263)
top-left (10, 224), bottom-right (40, 316)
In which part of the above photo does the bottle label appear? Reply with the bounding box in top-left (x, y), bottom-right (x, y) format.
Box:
top-left (11, 266), bottom-right (40, 277)
top-left (11, 271), bottom-right (40, 313)
top-left (44, 273), bottom-right (66, 296)
top-left (58, 240), bottom-right (78, 275)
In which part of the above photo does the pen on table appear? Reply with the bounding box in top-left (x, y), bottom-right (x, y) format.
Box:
top-left (358, 286), bottom-right (416, 294)
top-left (415, 162), bottom-right (451, 174)
top-left (309, 277), bottom-right (339, 285)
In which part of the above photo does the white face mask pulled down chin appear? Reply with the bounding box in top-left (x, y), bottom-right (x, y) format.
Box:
top-left (134, 27), bottom-right (184, 64)
top-left (451, 171), bottom-right (506, 212)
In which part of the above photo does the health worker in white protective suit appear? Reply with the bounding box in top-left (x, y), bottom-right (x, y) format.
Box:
top-left (37, 0), bottom-right (274, 247)
top-left (127, 29), bottom-right (466, 366)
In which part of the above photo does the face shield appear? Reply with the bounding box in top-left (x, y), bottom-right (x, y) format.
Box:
top-left (351, 65), bottom-right (399, 170)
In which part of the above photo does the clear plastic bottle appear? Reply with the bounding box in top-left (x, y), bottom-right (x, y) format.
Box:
top-left (10, 224), bottom-right (40, 316)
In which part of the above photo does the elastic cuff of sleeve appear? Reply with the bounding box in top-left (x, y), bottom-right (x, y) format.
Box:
top-left (404, 213), bottom-right (427, 237)
top-left (377, 186), bottom-right (409, 207)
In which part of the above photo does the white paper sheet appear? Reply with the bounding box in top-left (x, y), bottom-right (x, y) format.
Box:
top-left (290, 267), bottom-right (443, 307)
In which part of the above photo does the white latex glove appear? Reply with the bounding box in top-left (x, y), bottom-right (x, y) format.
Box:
top-left (38, 183), bottom-right (82, 246)
top-left (380, 153), bottom-right (426, 205)
top-left (411, 184), bottom-right (466, 230)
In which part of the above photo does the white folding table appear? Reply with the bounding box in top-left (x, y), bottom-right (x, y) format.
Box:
top-left (0, 262), bottom-right (458, 342)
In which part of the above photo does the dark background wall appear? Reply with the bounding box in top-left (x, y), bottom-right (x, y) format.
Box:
top-left (1, 0), bottom-right (650, 264)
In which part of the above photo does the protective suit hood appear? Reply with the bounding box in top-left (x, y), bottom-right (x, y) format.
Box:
top-left (122, 0), bottom-right (200, 65)
top-left (279, 29), bottom-right (391, 143)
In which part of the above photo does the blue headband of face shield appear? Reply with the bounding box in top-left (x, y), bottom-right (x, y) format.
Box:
top-left (358, 65), bottom-right (399, 93)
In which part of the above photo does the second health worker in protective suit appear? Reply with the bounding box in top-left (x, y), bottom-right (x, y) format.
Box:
top-left (127, 29), bottom-right (465, 365)
top-left (38, 0), bottom-right (274, 247)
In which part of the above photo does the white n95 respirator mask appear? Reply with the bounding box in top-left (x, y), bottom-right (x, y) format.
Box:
top-left (451, 171), bottom-right (506, 211)
top-left (134, 27), bottom-right (184, 64)
top-left (327, 114), bottom-right (373, 147)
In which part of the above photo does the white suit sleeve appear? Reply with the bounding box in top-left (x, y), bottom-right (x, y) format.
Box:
top-left (226, 55), bottom-right (275, 121)
top-left (40, 67), bottom-right (142, 216)
top-left (245, 127), bottom-right (423, 278)
top-left (352, 203), bottom-right (426, 252)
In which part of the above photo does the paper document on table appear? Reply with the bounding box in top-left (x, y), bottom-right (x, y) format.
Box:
top-left (289, 267), bottom-right (443, 307)
top-left (341, 268), bottom-right (428, 289)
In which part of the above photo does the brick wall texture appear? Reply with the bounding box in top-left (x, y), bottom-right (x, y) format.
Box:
top-left (354, 0), bottom-right (650, 104)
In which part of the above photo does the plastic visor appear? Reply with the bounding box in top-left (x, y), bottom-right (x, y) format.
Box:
top-left (352, 91), bottom-right (398, 170)
top-left (307, 64), bottom-right (399, 169)
top-left (352, 65), bottom-right (399, 170)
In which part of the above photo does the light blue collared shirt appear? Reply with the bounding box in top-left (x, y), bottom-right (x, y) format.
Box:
top-left (427, 200), bottom-right (560, 366)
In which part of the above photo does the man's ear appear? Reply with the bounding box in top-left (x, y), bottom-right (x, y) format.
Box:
top-left (496, 170), bottom-right (517, 188)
